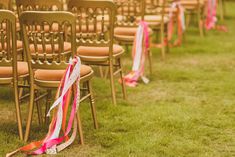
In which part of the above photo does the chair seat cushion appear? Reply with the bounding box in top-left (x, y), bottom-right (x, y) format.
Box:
top-left (0, 62), bottom-right (28, 78)
top-left (29, 42), bottom-right (71, 54)
top-left (115, 27), bottom-right (153, 36)
top-left (0, 40), bottom-right (23, 51)
top-left (115, 27), bottom-right (137, 37)
top-left (34, 64), bottom-right (92, 81)
top-left (77, 44), bottom-right (124, 57)
top-left (114, 27), bottom-right (153, 42)
top-left (144, 15), bottom-right (170, 26)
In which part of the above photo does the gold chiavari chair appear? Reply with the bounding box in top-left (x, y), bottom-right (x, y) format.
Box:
top-left (0, 0), bottom-right (22, 45)
top-left (114, 0), bottom-right (153, 74)
top-left (144, 0), bottom-right (174, 59)
top-left (180, 0), bottom-right (205, 37)
top-left (0, 10), bottom-right (28, 140)
top-left (20, 11), bottom-right (97, 142)
top-left (68, 0), bottom-right (127, 105)
top-left (16, 0), bottom-right (66, 126)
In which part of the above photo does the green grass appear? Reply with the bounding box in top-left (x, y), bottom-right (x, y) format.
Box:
top-left (1, 2), bottom-right (235, 157)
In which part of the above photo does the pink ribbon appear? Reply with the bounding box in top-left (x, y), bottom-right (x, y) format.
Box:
top-left (205, 0), bottom-right (217, 30)
top-left (7, 57), bottom-right (81, 156)
top-left (168, 1), bottom-right (185, 44)
top-left (123, 21), bottom-right (150, 87)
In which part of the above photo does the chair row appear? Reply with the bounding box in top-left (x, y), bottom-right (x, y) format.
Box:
top-left (0, 0), bottom-right (226, 142)
top-left (0, 0), bottom-right (128, 142)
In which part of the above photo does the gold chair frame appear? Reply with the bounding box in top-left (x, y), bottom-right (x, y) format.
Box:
top-left (180, 0), bottom-right (205, 37)
top-left (20, 11), bottom-right (97, 142)
top-left (114, 0), bottom-right (153, 75)
top-left (0, 10), bottom-right (26, 140)
top-left (144, 0), bottom-right (173, 59)
top-left (68, 0), bottom-right (127, 105)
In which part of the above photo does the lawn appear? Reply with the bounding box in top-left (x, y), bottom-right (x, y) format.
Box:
top-left (1, 2), bottom-right (235, 157)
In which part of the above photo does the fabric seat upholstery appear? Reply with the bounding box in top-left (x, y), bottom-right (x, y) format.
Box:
top-left (144, 15), bottom-right (170, 26)
top-left (34, 65), bottom-right (92, 81)
top-left (77, 44), bottom-right (124, 57)
top-left (114, 27), bottom-right (153, 42)
top-left (0, 62), bottom-right (28, 78)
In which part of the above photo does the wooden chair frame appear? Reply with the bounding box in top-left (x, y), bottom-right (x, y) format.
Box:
top-left (68, 0), bottom-right (127, 105)
top-left (180, 0), bottom-right (205, 37)
top-left (20, 11), bottom-right (97, 142)
top-left (0, 10), bottom-right (26, 140)
top-left (144, 0), bottom-right (174, 59)
top-left (114, 0), bottom-right (153, 75)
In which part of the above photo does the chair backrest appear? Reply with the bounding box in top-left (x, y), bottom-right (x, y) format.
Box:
top-left (16, 0), bottom-right (63, 15)
top-left (0, 0), bottom-right (12, 10)
top-left (0, 10), bottom-right (17, 68)
top-left (68, 0), bottom-right (116, 57)
top-left (144, 0), bottom-right (173, 15)
top-left (19, 11), bottom-right (76, 71)
top-left (114, 0), bottom-right (145, 28)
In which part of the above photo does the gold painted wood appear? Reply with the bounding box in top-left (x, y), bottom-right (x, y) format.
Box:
top-left (68, 0), bottom-right (127, 105)
top-left (0, 10), bottom-right (24, 140)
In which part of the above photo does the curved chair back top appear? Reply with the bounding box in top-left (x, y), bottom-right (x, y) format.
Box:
top-left (0, 10), bottom-right (17, 68)
top-left (68, 0), bottom-right (116, 57)
top-left (16, 0), bottom-right (64, 15)
top-left (19, 11), bottom-right (76, 70)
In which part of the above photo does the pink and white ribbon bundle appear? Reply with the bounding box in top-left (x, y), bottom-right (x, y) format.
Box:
top-left (205, 0), bottom-right (217, 30)
top-left (122, 21), bottom-right (150, 87)
top-left (168, 1), bottom-right (186, 44)
top-left (7, 57), bottom-right (81, 157)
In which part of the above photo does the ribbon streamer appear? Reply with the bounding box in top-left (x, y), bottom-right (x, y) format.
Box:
top-left (168, 1), bottom-right (186, 46)
top-left (7, 57), bottom-right (81, 156)
top-left (122, 21), bottom-right (150, 87)
top-left (205, 0), bottom-right (217, 30)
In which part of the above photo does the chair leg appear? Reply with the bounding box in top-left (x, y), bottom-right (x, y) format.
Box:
top-left (118, 58), bottom-right (127, 100)
top-left (219, 0), bottom-right (224, 22)
top-left (99, 66), bottom-right (104, 78)
top-left (45, 90), bottom-right (52, 125)
top-left (35, 90), bottom-right (43, 126)
top-left (76, 111), bottom-right (84, 145)
top-left (186, 12), bottom-right (191, 28)
top-left (104, 67), bottom-right (109, 79)
top-left (13, 80), bottom-right (23, 140)
top-left (24, 86), bottom-right (35, 141)
top-left (160, 23), bottom-right (166, 60)
top-left (198, 9), bottom-right (204, 37)
top-left (87, 80), bottom-right (98, 129)
top-left (109, 63), bottom-right (117, 105)
top-left (165, 25), bottom-right (170, 53)
top-left (147, 49), bottom-right (153, 76)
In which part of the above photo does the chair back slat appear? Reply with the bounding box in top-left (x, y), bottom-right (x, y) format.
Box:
top-left (68, 0), bottom-right (116, 55)
top-left (0, 10), bottom-right (16, 67)
top-left (19, 11), bottom-right (76, 70)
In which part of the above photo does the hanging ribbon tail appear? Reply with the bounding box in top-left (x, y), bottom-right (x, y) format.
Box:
top-left (7, 57), bottom-right (82, 157)
top-left (122, 21), bottom-right (150, 87)
top-left (205, 0), bottom-right (220, 30)
top-left (168, 2), bottom-right (185, 46)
